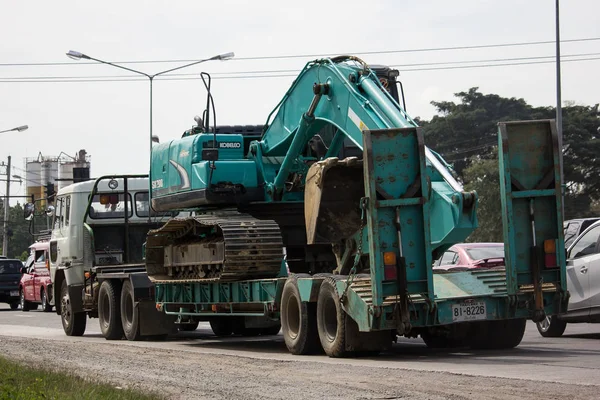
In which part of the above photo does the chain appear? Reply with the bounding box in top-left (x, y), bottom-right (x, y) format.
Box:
top-left (341, 197), bottom-right (368, 303)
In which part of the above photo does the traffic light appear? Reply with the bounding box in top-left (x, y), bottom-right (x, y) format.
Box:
top-left (45, 182), bottom-right (55, 203)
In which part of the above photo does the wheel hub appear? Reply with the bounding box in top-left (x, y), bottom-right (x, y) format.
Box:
top-left (539, 316), bottom-right (551, 332)
top-left (61, 294), bottom-right (72, 328)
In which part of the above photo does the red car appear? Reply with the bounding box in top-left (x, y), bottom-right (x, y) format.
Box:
top-left (19, 241), bottom-right (53, 312)
top-left (433, 243), bottom-right (505, 272)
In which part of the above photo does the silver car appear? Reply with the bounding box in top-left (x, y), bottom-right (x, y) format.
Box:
top-left (537, 220), bottom-right (600, 336)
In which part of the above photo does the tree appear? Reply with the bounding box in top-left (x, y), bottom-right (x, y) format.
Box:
top-left (462, 151), bottom-right (503, 243)
top-left (421, 88), bottom-right (600, 222)
top-left (0, 201), bottom-right (33, 259)
top-left (420, 88), bottom-right (546, 177)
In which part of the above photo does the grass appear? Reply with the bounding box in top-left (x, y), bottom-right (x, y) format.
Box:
top-left (0, 355), bottom-right (164, 400)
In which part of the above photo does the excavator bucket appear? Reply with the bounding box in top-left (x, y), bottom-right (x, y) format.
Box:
top-left (305, 157), bottom-right (364, 244)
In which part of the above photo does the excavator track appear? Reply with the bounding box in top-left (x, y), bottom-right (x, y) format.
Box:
top-left (145, 211), bottom-right (284, 282)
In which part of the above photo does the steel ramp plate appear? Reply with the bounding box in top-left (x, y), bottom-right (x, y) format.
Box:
top-left (432, 269), bottom-right (507, 299)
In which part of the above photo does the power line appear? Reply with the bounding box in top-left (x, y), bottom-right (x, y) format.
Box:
top-left (0, 37), bottom-right (598, 67)
top-left (2, 52), bottom-right (598, 81)
top-left (1, 56), bottom-right (598, 84)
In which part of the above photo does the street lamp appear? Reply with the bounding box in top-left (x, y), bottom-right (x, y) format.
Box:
top-left (0, 125), bottom-right (28, 134)
top-left (66, 49), bottom-right (234, 206)
top-left (65, 50), bottom-right (234, 162)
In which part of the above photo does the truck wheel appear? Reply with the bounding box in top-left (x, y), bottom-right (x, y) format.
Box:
top-left (470, 318), bottom-right (526, 349)
top-left (316, 278), bottom-right (348, 357)
top-left (260, 324), bottom-right (281, 335)
top-left (41, 289), bottom-right (53, 312)
top-left (421, 327), bottom-right (467, 349)
top-left (98, 280), bottom-right (123, 340)
top-left (536, 315), bottom-right (567, 337)
top-left (9, 302), bottom-right (18, 310)
top-left (20, 289), bottom-right (30, 312)
top-left (60, 280), bottom-right (86, 336)
top-left (210, 318), bottom-right (234, 336)
top-left (120, 280), bottom-right (141, 341)
top-left (421, 332), bottom-right (456, 349)
top-left (179, 321), bottom-right (200, 332)
top-left (281, 275), bottom-right (321, 355)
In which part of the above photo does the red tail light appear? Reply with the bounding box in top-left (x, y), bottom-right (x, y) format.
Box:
top-left (544, 239), bottom-right (558, 268)
top-left (383, 252), bottom-right (398, 281)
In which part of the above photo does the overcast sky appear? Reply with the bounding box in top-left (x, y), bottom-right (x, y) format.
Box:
top-left (1, 0), bottom-right (599, 199)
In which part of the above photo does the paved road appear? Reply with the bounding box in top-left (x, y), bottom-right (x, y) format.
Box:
top-left (1, 302), bottom-right (599, 387)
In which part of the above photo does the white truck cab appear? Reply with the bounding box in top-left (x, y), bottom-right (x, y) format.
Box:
top-left (37, 175), bottom-right (177, 338)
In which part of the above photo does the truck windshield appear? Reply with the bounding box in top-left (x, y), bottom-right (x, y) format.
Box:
top-left (135, 192), bottom-right (177, 218)
top-left (0, 261), bottom-right (21, 274)
top-left (88, 193), bottom-right (133, 219)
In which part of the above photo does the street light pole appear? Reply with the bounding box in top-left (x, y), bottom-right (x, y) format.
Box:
top-left (65, 50), bottom-right (234, 204)
top-left (555, 0), bottom-right (565, 216)
top-left (2, 156), bottom-right (11, 256)
top-left (1, 125), bottom-right (27, 256)
top-left (65, 50), bottom-right (234, 177)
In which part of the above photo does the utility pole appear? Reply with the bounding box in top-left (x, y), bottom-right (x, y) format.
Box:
top-left (556, 0), bottom-right (565, 216)
top-left (2, 156), bottom-right (11, 257)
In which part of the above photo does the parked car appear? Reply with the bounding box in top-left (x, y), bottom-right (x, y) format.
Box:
top-left (433, 243), bottom-right (505, 272)
top-left (19, 241), bottom-right (53, 312)
top-left (0, 259), bottom-right (22, 309)
top-left (537, 220), bottom-right (600, 337)
top-left (564, 217), bottom-right (600, 249)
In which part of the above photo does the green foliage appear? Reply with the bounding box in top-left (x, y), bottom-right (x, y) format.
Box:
top-left (462, 151), bottom-right (502, 243)
top-left (0, 201), bottom-right (33, 258)
top-left (421, 88), bottom-right (600, 241)
top-left (0, 356), bottom-right (163, 400)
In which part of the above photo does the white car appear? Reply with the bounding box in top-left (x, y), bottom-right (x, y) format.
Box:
top-left (537, 220), bottom-right (600, 336)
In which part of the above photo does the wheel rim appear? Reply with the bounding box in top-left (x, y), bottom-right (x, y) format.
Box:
top-left (322, 294), bottom-right (338, 342)
top-left (99, 292), bottom-right (110, 329)
top-left (539, 316), bottom-right (551, 332)
top-left (284, 293), bottom-right (300, 340)
top-left (41, 291), bottom-right (46, 308)
top-left (124, 291), bottom-right (133, 329)
top-left (61, 292), bottom-right (72, 328)
top-left (20, 291), bottom-right (25, 309)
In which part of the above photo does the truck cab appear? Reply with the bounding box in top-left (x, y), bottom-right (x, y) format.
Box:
top-left (47, 175), bottom-right (176, 338)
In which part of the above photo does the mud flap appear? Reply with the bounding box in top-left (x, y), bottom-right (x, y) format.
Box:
top-left (305, 157), bottom-right (364, 244)
top-left (344, 313), bottom-right (391, 352)
top-left (68, 284), bottom-right (84, 313)
top-left (138, 300), bottom-right (177, 336)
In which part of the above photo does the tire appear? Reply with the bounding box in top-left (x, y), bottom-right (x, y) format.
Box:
top-left (421, 332), bottom-right (456, 349)
top-left (41, 289), bottom-right (53, 312)
top-left (120, 280), bottom-right (141, 341)
top-left (20, 290), bottom-right (30, 312)
top-left (421, 328), bottom-right (467, 349)
top-left (9, 302), bottom-right (19, 310)
top-left (179, 321), bottom-right (200, 332)
top-left (60, 279), bottom-right (86, 336)
top-left (536, 315), bottom-right (567, 338)
top-left (210, 318), bottom-right (234, 337)
top-left (259, 324), bottom-right (281, 335)
top-left (281, 275), bottom-right (321, 355)
top-left (470, 318), bottom-right (526, 349)
top-left (316, 278), bottom-right (348, 357)
top-left (98, 280), bottom-right (123, 340)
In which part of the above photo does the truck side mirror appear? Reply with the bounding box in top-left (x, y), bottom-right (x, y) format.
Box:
top-left (45, 205), bottom-right (55, 217)
top-left (20, 266), bottom-right (27, 274)
top-left (24, 203), bottom-right (35, 220)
